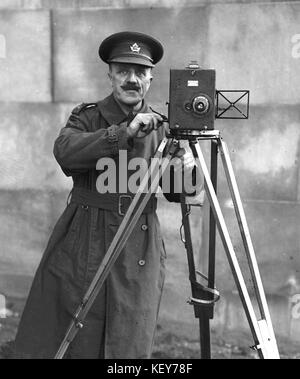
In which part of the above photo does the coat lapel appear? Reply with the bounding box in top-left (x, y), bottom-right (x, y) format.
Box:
top-left (97, 94), bottom-right (127, 125)
top-left (97, 93), bottom-right (150, 126)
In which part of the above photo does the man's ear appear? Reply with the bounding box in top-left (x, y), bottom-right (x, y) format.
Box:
top-left (150, 68), bottom-right (154, 82)
top-left (108, 71), bottom-right (113, 86)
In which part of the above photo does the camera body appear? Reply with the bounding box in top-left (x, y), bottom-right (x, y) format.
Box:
top-left (169, 66), bottom-right (216, 132)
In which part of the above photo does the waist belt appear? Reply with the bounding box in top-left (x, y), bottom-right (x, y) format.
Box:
top-left (70, 187), bottom-right (157, 216)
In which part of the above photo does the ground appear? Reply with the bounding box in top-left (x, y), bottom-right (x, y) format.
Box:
top-left (0, 296), bottom-right (299, 359)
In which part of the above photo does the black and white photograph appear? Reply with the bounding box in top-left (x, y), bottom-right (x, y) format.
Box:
top-left (0, 0), bottom-right (299, 363)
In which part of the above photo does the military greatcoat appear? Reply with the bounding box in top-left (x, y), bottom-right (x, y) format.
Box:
top-left (15, 94), bottom-right (177, 359)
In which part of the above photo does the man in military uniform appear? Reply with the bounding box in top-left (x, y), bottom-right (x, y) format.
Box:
top-left (14, 31), bottom-right (200, 359)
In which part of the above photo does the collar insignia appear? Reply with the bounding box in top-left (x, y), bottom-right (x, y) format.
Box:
top-left (130, 43), bottom-right (141, 54)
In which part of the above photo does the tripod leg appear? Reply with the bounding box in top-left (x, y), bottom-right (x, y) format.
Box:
top-left (55, 137), bottom-right (178, 359)
top-left (180, 140), bottom-right (219, 359)
top-left (190, 140), bottom-right (279, 359)
top-left (218, 138), bottom-right (280, 359)
top-left (180, 199), bottom-right (212, 359)
top-left (201, 140), bottom-right (219, 359)
top-left (199, 316), bottom-right (211, 359)
top-left (208, 140), bottom-right (218, 307)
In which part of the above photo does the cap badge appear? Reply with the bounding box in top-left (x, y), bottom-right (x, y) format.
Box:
top-left (130, 43), bottom-right (141, 54)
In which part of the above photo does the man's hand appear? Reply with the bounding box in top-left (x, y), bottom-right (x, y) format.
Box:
top-left (171, 141), bottom-right (204, 199)
top-left (172, 144), bottom-right (196, 174)
top-left (127, 113), bottom-right (163, 139)
top-left (173, 149), bottom-right (195, 173)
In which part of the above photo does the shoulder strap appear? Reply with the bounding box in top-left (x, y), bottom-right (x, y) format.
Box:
top-left (71, 103), bottom-right (97, 116)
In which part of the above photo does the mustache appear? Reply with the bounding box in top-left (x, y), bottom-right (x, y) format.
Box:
top-left (121, 85), bottom-right (141, 91)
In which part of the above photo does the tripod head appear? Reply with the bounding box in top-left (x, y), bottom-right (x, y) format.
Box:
top-left (168, 62), bottom-right (250, 133)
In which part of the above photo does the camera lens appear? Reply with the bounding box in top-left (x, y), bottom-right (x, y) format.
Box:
top-left (192, 96), bottom-right (210, 115)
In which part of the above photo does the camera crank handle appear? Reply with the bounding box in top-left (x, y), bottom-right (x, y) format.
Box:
top-left (149, 106), bottom-right (169, 124)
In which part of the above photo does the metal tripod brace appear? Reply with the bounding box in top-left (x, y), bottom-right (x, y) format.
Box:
top-left (55, 130), bottom-right (280, 360)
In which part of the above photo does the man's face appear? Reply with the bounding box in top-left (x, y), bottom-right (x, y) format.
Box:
top-left (108, 63), bottom-right (153, 107)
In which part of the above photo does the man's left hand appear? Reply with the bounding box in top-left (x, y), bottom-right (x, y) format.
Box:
top-left (172, 148), bottom-right (196, 173)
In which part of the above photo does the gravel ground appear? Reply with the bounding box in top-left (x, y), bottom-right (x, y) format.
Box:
top-left (1, 297), bottom-right (299, 359)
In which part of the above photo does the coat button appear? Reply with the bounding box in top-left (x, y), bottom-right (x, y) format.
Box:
top-left (138, 260), bottom-right (146, 267)
top-left (141, 224), bottom-right (148, 231)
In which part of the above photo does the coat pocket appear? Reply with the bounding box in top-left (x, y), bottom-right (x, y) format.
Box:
top-left (160, 237), bottom-right (167, 259)
top-left (154, 215), bottom-right (167, 259)
top-left (47, 205), bottom-right (87, 287)
top-left (61, 205), bottom-right (82, 253)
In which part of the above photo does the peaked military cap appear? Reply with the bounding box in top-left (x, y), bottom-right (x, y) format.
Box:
top-left (99, 31), bottom-right (164, 68)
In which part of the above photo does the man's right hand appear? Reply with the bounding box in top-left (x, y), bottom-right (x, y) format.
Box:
top-left (127, 113), bottom-right (163, 139)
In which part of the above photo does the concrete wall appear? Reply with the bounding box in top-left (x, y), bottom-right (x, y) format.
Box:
top-left (0, 0), bottom-right (299, 348)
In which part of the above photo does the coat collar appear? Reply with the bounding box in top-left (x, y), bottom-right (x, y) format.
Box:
top-left (97, 93), bottom-right (150, 125)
